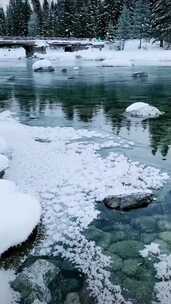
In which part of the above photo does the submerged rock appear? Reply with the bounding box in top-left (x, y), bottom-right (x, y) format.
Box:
top-left (11, 259), bottom-right (58, 304)
top-left (64, 292), bottom-right (81, 304)
top-left (109, 240), bottom-right (144, 259)
top-left (103, 193), bottom-right (153, 211)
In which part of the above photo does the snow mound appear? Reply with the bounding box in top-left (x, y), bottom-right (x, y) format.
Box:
top-left (33, 59), bottom-right (55, 72)
top-left (125, 102), bottom-right (163, 118)
top-left (0, 154), bottom-right (9, 173)
top-left (0, 179), bottom-right (41, 256)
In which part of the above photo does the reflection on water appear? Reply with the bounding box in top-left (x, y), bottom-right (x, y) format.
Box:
top-left (0, 63), bottom-right (171, 165)
top-left (1, 61), bottom-right (171, 303)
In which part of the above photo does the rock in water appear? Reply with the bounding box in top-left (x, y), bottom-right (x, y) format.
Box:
top-left (132, 72), bottom-right (148, 79)
top-left (61, 68), bottom-right (67, 73)
top-left (7, 76), bottom-right (15, 81)
top-left (33, 60), bottom-right (55, 72)
top-left (103, 193), bottom-right (153, 211)
top-left (11, 259), bottom-right (58, 304)
top-left (125, 102), bottom-right (163, 118)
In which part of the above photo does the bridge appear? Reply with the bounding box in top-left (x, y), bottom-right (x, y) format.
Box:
top-left (0, 37), bottom-right (104, 57)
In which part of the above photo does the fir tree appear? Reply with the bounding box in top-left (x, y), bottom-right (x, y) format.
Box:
top-left (42, 0), bottom-right (50, 36)
top-left (151, 0), bottom-right (171, 46)
top-left (131, 0), bottom-right (151, 48)
top-left (0, 8), bottom-right (6, 36)
top-left (116, 5), bottom-right (132, 50)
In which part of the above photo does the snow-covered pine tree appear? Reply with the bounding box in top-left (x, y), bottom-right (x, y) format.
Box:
top-left (0, 8), bottom-right (6, 36)
top-left (42, 0), bottom-right (50, 36)
top-left (31, 0), bottom-right (43, 35)
top-left (116, 5), bottom-right (132, 50)
top-left (131, 0), bottom-right (151, 48)
top-left (151, 0), bottom-right (171, 46)
top-left (28, 12), bottom-right (39, 36)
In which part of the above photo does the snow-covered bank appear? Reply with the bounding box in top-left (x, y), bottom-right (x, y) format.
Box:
top-left (0, 111), bottom-right (168, 304)
top-left (0, 40), bottom-right (171, 67)
top-left (0, 179), bottom-right (41, 256)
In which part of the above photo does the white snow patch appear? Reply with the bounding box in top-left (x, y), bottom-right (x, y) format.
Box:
top-left (0, 269), bottom-right (19, 304)
top-left (140, 243), bottom-right (171, 304)
top-left (0, 136), bottom-right (9, 155)
top-left (125, 102), bottom-right (163, 118)
top-left (33, 59), bottom-right (55, 72)
top-left (140, 243), bottom-right (160, 258)
top-left (0, 179), bottom-right (41, 255)
top-left (0, 154), bottom-right (9, 172)
top-left (0, 112), bottom-right (168, 304)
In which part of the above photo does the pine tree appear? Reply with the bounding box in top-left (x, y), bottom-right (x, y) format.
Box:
top-left (0, 8), bottom-right (6, 36)
top-left (116, 5), bottom-right (132, 50)
top-left (151, 0), bottom-right (171, 46)
top-left (31, 0), bottom-right (42, 35)
top-left (28, 12), bottom-right (39, 36)
top-left (42, 0), bottom-right (50, 36)
top-left (131, 0), bottom-right (151, 48)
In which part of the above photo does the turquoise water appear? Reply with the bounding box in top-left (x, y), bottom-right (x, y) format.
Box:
top-left (1, 59), bottom-right (171, 303)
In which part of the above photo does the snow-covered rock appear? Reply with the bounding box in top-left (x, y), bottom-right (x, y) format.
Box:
top-left (0, 154), bottom-right (9, 177)
top-left (103, 192), bottom-right (153, 211)
top-left (11, 259), bottom-right (57, 304)
top-left (0, 180), bottom-right (41, 255)
top-left (125, 102), bottom-right (163, 118)
top-left (33, 59), bottom-right (55, 72)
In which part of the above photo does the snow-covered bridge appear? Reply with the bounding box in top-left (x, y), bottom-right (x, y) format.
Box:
top-left (0, 37), bottom-right (104, 57)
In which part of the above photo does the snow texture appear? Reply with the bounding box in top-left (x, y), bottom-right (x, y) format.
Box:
top-left (33, 59), bottom-right (55, 72)
top-left (140, 243), bottom-right (171, 304)
top-left (0, 111), bottom-right (168, 304)
top-left (0, 269), bottom-right (19, 304)
top-left (0, 154), bottom-right (9, 172)
top-left (125, 102), bottom-right (163, 118)
top-left (0, 179), bottom-right (41, 255)
top-left (0, 136), bottom-right (9, 155)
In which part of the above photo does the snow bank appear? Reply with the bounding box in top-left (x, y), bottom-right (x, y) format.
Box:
top-left (125, 102), bottom-right (163, 118)
top-left (33, 59), bottom-right (55, 72)
top-left (0, 111), bottom-right (168, 304)
top-left (0, 179), bottom-right (41, 256)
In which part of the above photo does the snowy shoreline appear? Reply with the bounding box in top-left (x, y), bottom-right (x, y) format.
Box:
top-left (0, 111), bottom-right (169, 304)
top-left (1, 40), bottom-right (171, 68)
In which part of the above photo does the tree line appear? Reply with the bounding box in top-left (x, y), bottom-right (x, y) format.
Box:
top-left (0, 0), bottom-right (170, 46)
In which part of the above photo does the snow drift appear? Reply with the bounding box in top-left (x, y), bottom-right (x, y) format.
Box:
top-left (0, 179), bottom-right (41, 256)
top-left (125, 102), bottom-right (163, 118)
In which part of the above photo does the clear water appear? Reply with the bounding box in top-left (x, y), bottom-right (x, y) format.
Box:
top-left (1, 58), bottom-right (171, 303)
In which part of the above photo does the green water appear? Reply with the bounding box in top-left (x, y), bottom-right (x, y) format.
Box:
top-left (1, 59), bottom-right (171, 303)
